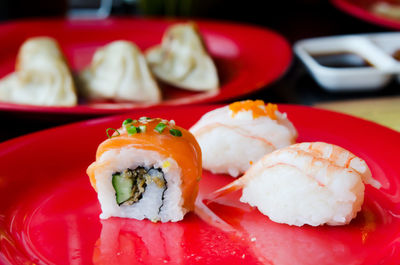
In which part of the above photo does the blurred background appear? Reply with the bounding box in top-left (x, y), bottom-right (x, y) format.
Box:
top-left (0, 0), bottom-right (397, 104)
top-left (0, 0), bottom-right (399, 139)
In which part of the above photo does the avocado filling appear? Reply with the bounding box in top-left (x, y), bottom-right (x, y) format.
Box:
top-left (112, 167), bottom-right (166, 206)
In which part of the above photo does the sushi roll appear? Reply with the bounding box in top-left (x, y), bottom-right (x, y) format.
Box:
top-left (87, 117), bottom-right (202, 222)
top-left (189, 100), bottom-right (297, 177)
top-left (212, 142), bottom-right (381, 226)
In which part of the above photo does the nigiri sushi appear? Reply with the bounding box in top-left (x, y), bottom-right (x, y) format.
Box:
top-left (189, 100), bottom-right (297, 177)
top-left (87, 117), bottom-right (202, 222)
top-left (212, 142), bottom-right (381, 226)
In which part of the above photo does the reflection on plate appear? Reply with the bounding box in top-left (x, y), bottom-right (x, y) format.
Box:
top-left (1, 105), bottom-right (400, 264)
top-left (332, 0), bottom-right (400, 29)
top-left (0, 18), bottom-right (292, 116)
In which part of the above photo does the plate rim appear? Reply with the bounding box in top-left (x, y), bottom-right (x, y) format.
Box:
top-left (331, 0), bottom-right (400, 30)
top-left (1, 103), bottom-right (400, 148)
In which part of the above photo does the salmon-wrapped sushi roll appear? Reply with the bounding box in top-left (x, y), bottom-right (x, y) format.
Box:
top-left (87, 117), bottom-right (202, 222)
top-left (190, 100), bottom-right (297, 177)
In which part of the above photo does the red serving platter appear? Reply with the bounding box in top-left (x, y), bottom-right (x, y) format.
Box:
top-left (332, 0), bottom-right (400, 29)
top-left (0, 18), bottom-right (291, 116)
top-left (1, 105), bottom-right (400, 264)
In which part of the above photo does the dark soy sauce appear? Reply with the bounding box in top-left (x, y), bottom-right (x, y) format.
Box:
top-left (311, 52), bottom-right (373, 68)
top-left (393, 49), bottom-right (400, 61)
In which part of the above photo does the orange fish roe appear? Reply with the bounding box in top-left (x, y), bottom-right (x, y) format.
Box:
top-left (265, 103), bottom-right (278, 120)
top-left (229, 100), bottom-right (278, 119)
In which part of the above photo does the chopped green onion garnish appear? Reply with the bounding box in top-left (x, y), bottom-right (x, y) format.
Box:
top-left (126, 124), bottom-right (137, 135)
top-left (169, 128), bottom-right (182, 137)
top-left (123, 118), bottom-right (133, 126)
top-left (139, 116), bottom-right (151, 122)
top-left (154, 122), bottom-right (167, 133)
top-left (139, 125), bottom-right (147, 132)
top-left (106, 128), bottom-right (120, 139)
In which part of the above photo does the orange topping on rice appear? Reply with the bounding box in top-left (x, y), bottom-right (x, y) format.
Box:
top-left (229, 100), bottom-right (278, 119)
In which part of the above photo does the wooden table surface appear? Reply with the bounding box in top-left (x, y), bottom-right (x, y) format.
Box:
top-left (315, 97), bottom-right (400, 132)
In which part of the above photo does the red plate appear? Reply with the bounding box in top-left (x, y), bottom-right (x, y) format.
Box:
top-left (1, 105), bottom-right (400, 264)
top-left (0, 18), bottom-right (291, 117)
top-left (332, 0), bottom-right (400, 29)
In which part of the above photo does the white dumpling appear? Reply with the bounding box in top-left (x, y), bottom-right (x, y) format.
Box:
top-left (80, 41), bottom-right (161, 103)
top-left (146, 23), bottom-right (219, 91)
top-left (0, 37), bottom-right (77, 106)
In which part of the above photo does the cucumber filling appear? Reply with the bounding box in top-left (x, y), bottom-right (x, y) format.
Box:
top-left (112, 167), bottom-right (166, 206)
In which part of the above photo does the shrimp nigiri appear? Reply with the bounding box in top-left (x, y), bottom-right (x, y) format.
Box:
top-left (190, 100), bottom-right (297, 177)
top-left (211, 142), bottom-right (381, 226)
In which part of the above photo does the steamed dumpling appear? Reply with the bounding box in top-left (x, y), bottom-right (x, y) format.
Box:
top-left (0, 37), bottom-right (77, 106)
top-left (146, 23), bottom-right (219, 91)
top-left (80, 41), bottom-right (161, 103)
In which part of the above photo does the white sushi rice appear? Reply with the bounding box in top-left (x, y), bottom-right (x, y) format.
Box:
top-left (239, 143), bottom-right (378, 226)
top-left (190, 105), bottom-right (297, 177)
top-left (195, 126), bottom-right (275, 177)
top-left (242, 165), bottom-right (364, 226)
top-left (94, 147), bottom-right (186, 222)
